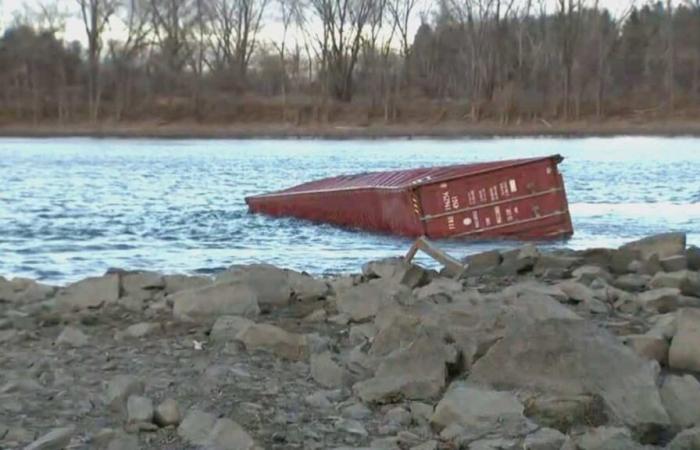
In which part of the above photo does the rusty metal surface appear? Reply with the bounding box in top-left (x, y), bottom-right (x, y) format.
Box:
top-left (245, 155), bottom-right (574, 240)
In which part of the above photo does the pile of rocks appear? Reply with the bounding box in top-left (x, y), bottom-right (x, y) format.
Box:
top-left (1, 232), bottom-right (700, 449)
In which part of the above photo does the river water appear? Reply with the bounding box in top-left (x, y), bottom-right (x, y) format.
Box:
top-left (1, 136), bottom-right (698, 284)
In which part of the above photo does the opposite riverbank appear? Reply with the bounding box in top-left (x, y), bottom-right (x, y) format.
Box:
top-left (2, 118), bottom-right (700, 139)
top-left (2, 233), bottom-right (700, 449)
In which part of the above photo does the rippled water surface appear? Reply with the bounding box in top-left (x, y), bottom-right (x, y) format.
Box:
top-left (1, 136), bottom-right (699, 283)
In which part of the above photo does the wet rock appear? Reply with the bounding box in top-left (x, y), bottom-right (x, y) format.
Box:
top-left (55, 326), bottom-right (88, 347)
top-left (171, 281), bottom-right (260, 322)
top-left (104, 375), bottom-right (145, 413)
top-left (162, 274), bottom-right (210, 294)
top-left (668, 427), bottom-right (700, 450)
top-left (576, 426), bottom-right (639, 450)
top-left (669, 308), bottom-right (700, 372)
top-left (620, 232), bottom-right (686, 259)
top-left (310, 351), bottom-right (346, 388)
top-left (430, 384), bottom-right (533, 440)
top-left (354, 330), bottom-right (448, 404)
top-left (127, 395), bottom-right (154, 424)
top-left (24, 426), bottom-right (74, 450)
top-left (661, 255), bottom-right (688, 272)
top-left (178, 409), bottom-right (218, 446)
top-left (206, 418), bottom-right (257, 450)
top-left (470, 319), bottom-right (670, 437)
top-left (235, 323), bottom-right (308, 360)
top-left (55, 274), bottom-right (119, 310)
top-left (464, 250), bottom-right (502, 276)
top-left (660, 375), bottom-right (700, 429)
top-left (637, 288), bottom-right (680, 313)
top-left (154, 398), bottom-right (181, 427)
top-left (116, 322), bottom-right (161, 340)
top-left (209, 315), bottom-right (254, 342)
top-left (622, 334), bottom-right (669, 364)
top-left (522, 427), bottom-right (567, 450)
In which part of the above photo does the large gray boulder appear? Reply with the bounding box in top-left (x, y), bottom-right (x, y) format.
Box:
top-left (171, 281), bottom-right (260, 322)
top-left (216, 264), bottom-right (292, 311)
top-left (209, 316), bottom-right (254, 342)
top-left (668, 427), bottom-right (700, 450)
top-left (576, 427), bottom-right (640, 450)
top-left (362, 257), bottom-right (430, 288)
top-left (353, 329), bottom-right (449, 404)
top-left (0, 277), bottom-right (55, 304)
top-left (620, 232), bottom-right (686, 259)
top-left (178, 409), bottom-right (217, 446)
top-left (469, 319), bottom-right (670, 438)
top-left (335, 279), bottom-right (410, 322)
top-left (669, 308), bottom-right (700, 372)
top-left (430, 383), bottom-right (534, 442)
top-left (660, 375), bottom-right (700, 429)
top-left (55, 274), bottom-right (119, 310)
top-left (235, 323), bottom-right (308, 360)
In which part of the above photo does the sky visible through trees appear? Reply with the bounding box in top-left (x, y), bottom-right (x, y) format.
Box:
top-left (0, 0), bottom-right (698, 125)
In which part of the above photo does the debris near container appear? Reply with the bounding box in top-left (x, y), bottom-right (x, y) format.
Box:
top-left (246, 155), bottom-right (574, 240)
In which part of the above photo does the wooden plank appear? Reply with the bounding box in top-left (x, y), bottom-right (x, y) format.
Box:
top-left (404, 236), bottom-right (466, 278)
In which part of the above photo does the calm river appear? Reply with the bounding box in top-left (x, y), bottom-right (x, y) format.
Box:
top-left (1, 136), bottom-right (698, 283)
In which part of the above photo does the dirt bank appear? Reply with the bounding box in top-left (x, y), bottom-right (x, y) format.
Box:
top-left (2, 118), bottom-right (700, 139)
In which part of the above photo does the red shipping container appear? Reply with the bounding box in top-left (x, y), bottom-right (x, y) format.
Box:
top-left (245, 155), bottom-right (574, 240)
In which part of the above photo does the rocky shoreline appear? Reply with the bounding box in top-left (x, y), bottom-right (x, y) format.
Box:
top-left (2, 233), bottom-right (700, 450)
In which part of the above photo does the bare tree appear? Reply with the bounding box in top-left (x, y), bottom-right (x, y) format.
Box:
top-left (77, 0), bottom-right (120, 121)
top-left (310, 0), bottom-right (373, 101)
top-left (209, 0), bottom-right (270, 81)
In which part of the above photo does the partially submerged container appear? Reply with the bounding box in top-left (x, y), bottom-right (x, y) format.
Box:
top-left (245, 155), bottom-right (574, 240)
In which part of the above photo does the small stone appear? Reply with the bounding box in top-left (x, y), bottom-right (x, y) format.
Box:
top-left (411, 441), bottom-right (438, 450)
top-left (302, 308), bottom-right (327, 323)
top-left (118, 322), bottom-right (161, 339)
top-left (310, 352), bottom-right (345, 388)
top-left (576, 426), bottom-right (639, 450)
top-left (304, 391), bottom-right (333, 409)
top-left (104, 375), bottom-right (145, 413)
top-left (523, 427), bottom-right (567, 450)
top-left (127, 395), bottom-right (154, 424)
top-left (106, 433), bottom-right (139, 450)
top-left (342, 402), bottom-right (372, 420)
top-left (335, 418), bottom-right (368, 436)
top-left (24, 426), bottom-right (74, 450)
top-left (384, 406), bottom-right (411, 426)
top-left (235, 323), bottom-right (308, 360)
top-left (55, 326), bottom-right (88, 347)
top-left (154, 398), bottom-right (181, 427)
top-left (177, 409), bottom-right (217, 446)
top-left (209, 316), bottom-right (254, 342)
top-left (206, 418), bottom-right (256, 450)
